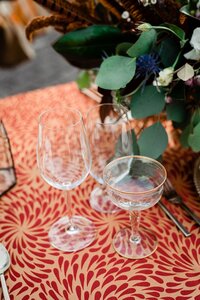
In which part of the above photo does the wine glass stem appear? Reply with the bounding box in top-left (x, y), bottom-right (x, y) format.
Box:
top-left (65, 190), bottom-right (77, 232)
top-left (129, 211), bottom-right (141, 244)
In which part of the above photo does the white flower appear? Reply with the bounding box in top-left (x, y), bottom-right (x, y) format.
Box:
top-left (153, 67), bottom-right (174, 86)
top-left (184, 27), bottom-right (200, 61)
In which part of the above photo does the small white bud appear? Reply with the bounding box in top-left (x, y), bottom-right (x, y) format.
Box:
top-left (137, 23), bottom-right (152, 32)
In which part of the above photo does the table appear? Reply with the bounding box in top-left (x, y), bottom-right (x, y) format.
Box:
top-left (0, 82), bottom-right (200, 300)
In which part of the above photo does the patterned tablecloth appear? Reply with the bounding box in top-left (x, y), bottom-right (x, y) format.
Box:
top-left (0, 82), bottom-right (200, 300)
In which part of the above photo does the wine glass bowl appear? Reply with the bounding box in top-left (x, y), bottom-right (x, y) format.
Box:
top-left (103, 155), bottom-right (167, 259)
top-left (86, 103), bottom-right (133, 213)
top-left (37, 107), bottom-right (95, 252)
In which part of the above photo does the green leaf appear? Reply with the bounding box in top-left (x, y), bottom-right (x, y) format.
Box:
top-left (157, 37), bottom-right (180, 67)
top-left (162, 23), bottom-right (186, 42)
top-left (53, 25), bottom-right (125, 69)
top-left (116, 42), bottom-right (133, 55)
top-left (131, 85), bottom-right (165, 119)
top-left (166, 101), bottom-right (187, 123)
top-left (180, 4), bottom-right (191, 16)
top-left (138, 122), bottom-right (168, 159)
top-left (76, 70), bottom-right (90, 89)
top-left (180, 4), bottom-right (199, 20)
top-left (188, 122), bottom-right (200, 152)
top-left (95, 56), bottom-right (136, 90)
top-left (191, 108), bottom-right (200, 127)
top-left (127, 29), bottom-right (157, 57)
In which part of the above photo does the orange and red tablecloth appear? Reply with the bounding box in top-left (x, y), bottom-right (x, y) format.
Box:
top-left (0, 82), bottom-right (199, 300)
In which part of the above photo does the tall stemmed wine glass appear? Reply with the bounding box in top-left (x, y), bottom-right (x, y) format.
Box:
top-left (37, 107), bottom-right (96, 252)
top-left (103, 155), bottom-right (167, 259)
top-left (86, 103), bottom-right (133, 213)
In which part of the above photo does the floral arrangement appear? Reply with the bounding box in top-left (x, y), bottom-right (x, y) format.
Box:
top-left (26, 0), bottom-right (200, 159)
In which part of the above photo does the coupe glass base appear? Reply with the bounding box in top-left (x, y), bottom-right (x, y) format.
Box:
top-left (49, 216), bottom-right (96, 252)
top-left (113, 227), bottom-right (158, 259)
top-left (90, 186), bottom-right (120, 214)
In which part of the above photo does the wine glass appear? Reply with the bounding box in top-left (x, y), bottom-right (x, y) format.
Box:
top-left (103, 155), bottom-right (167, 259)
top-left (37, 107), bottom-right (96, 252)
top-left (86, 103), bottom-right (133, 213)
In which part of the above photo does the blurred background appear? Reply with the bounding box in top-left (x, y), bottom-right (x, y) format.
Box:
top-left (0, 0), bottom-right (79, 98)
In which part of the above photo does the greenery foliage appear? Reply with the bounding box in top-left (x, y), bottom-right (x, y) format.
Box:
top-left (27, 0), bottom-right (200, 159)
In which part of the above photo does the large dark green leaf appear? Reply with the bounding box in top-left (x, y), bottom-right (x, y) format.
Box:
top-left (131, 85), bottom-right (165, 119)
top-left (95, 55), bottom-right (136, 90)
top-left (127, 29), bottom-right (157, 58)
top-left (53, 25), bottom-right (125, 69)
top-left (138, 122), bottom-right (168, 159)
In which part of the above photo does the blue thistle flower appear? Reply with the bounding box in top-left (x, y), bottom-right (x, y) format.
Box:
top-left (136, 53), bottom-right (161, 80)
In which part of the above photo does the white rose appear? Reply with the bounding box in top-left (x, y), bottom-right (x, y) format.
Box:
top-left (154, 67), bottom-right (174, 86)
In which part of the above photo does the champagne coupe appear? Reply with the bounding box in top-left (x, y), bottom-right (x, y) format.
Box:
top-left (37, 107), bottom-right (96, 252)
top-left (103, 155), bottom-right (167, 259)
top-left (86, 103), bottom-right (133, 213)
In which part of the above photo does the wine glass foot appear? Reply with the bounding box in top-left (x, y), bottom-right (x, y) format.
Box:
top-left (90, 186), bottom-right (120, 214)
top-left (113, 227), bottom-right (158, 259)
top-left (49, 216), bottom-right (96, 252)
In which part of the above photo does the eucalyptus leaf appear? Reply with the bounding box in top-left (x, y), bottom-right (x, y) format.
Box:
top-left (137, 122), bottom-right (168, 159)
top-left (191, 108), bottom-right (200, 127)
top-left (166, 101), bottom-right (187, 123)
top-left (127, 29), bottom-right (157, 57)
top-left (180, 124), bottom-right (193, 148)
top-left (131, 85), bottom-right (165, 119)
top-left (177, 63), bottom-right (194, 81)
top-left (95, 56), bottom-right (136, 90)
top-left (188, 122), bottom-right (200, 152)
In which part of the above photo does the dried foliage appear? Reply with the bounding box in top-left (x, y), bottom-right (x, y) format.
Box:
top-left (26, 15), bottom-right (70, 40)
top-left (26, 0), bottom-right (184, 38)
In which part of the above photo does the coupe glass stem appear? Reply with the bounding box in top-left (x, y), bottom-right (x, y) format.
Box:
top-left (129, 211), bottom-right (141, 244)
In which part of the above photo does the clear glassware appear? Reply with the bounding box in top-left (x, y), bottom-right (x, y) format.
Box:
top-left (37, 107), bottom-right (96, 252)
top-left (103, 155), bottom-right (167, 259)
top-left (86, 103), bottom-right (133, 213)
